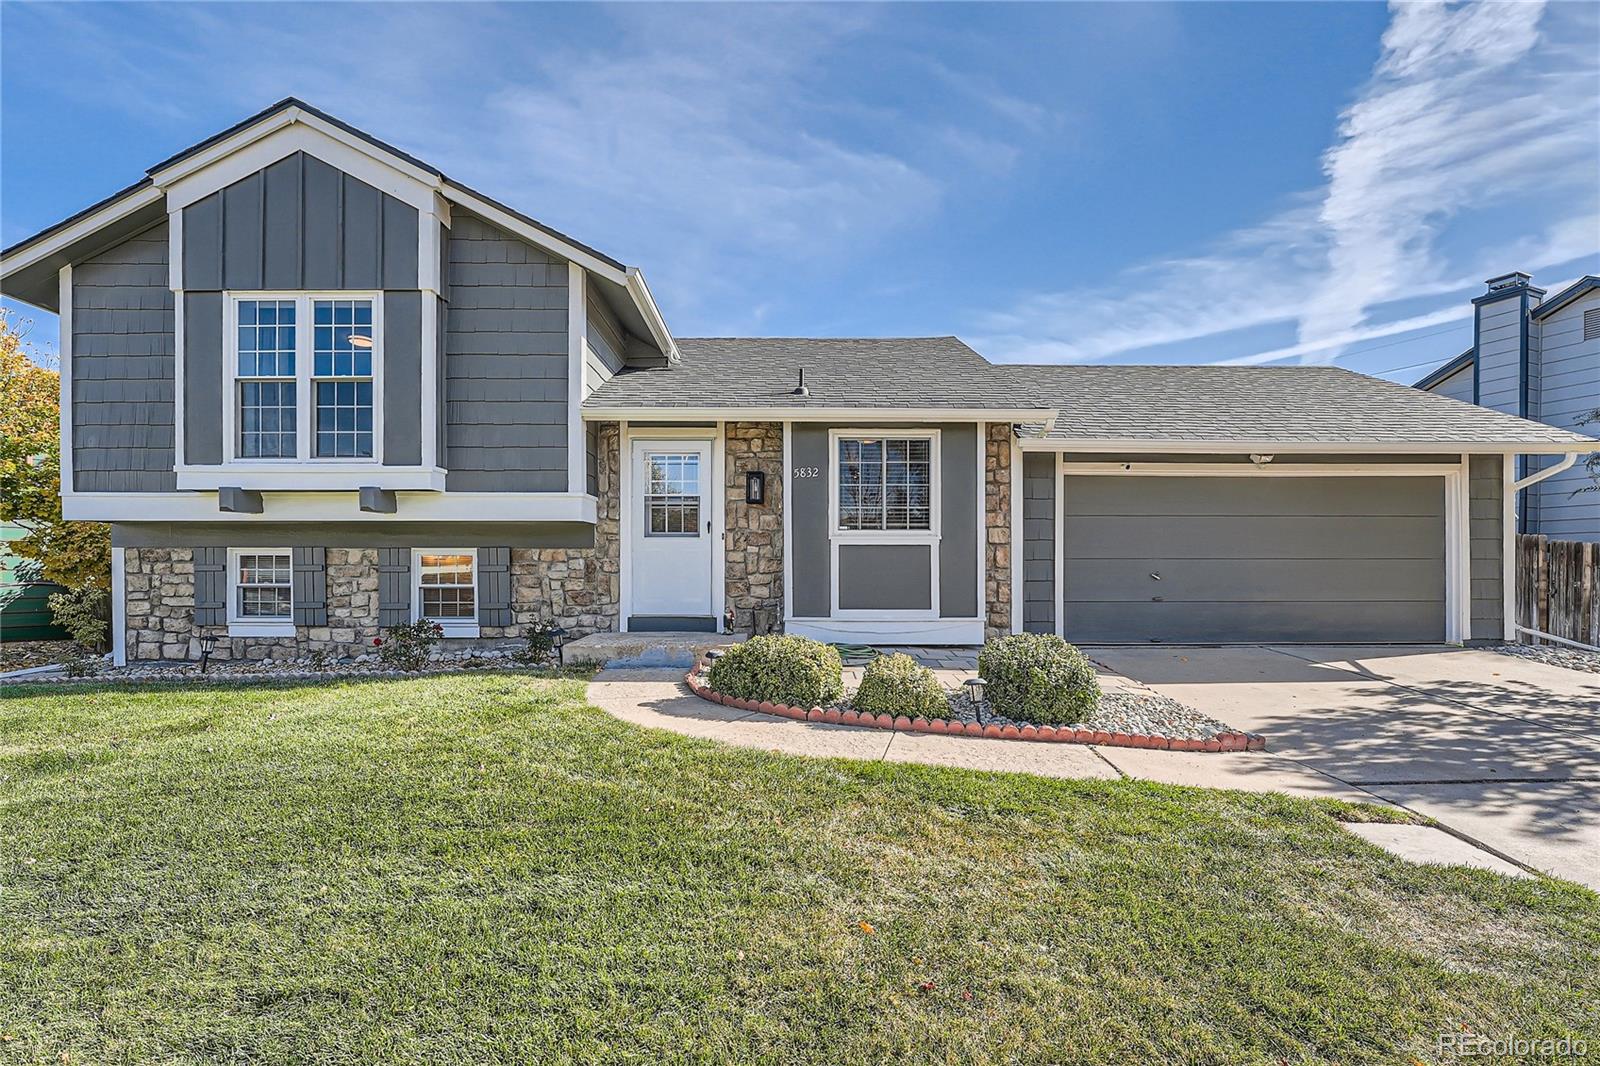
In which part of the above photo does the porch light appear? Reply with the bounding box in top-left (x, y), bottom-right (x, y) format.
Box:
top-left (745, 470), bottom-right (766, 505)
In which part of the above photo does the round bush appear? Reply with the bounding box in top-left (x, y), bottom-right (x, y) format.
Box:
top-left (976, 633), bottom-right (1101, 725)
top-left (706, 635), bottom-right (843, 709)
top-left (852, 653), bottom-right (951, 719)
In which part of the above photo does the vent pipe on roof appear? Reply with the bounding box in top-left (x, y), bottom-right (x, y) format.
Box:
top-left (792, 368), bottom-right (809, 397)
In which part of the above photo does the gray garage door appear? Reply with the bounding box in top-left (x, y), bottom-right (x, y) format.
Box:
top-left (1061, 475), bottom-right (1446, 643)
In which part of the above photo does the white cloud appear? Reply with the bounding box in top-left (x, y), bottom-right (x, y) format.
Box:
top-left (974, 0), bottom-right (1600, 367)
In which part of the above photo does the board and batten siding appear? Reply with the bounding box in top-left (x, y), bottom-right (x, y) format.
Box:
top-left (71, 223), bottom-right (177, 491)
top-left (443, 213), bottom-right (569, 492)
top-left (788, 423), bottom-right (978, 619)
top-left (180, 152), bottom-right (425, 467)
top-left (1526, 295), bottom-right (1600, 541)
top-left (1021, 452), bottom-right (1056, 634)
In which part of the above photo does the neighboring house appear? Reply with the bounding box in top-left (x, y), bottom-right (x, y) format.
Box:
top-left (0, 522), bottom-right (69, 641)
top-left (1416, 272), bottom-right (1600, 541)
top-left (2, 100), bottom-right (1594, 665)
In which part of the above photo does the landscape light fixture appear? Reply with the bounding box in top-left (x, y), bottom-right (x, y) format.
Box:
top-left (198, 633), bottom-right (218, 673)
top-left (963, 676), bottom-right (989, 727)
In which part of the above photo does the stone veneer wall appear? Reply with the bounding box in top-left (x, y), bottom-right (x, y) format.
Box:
top-left (723, 421), bottom-right (785, 635)
top-left (123, 423), bottom-right (623, 661)
top-left (985, 423), bottom-right (1013, 641)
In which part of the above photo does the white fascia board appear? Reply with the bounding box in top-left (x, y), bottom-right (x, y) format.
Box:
top-left (149, 106), bottom-right (440, 192)
top-left (175, 465), bottom-right (447, 492)
top-left (439, 184), bottom-right (628, 283)
top-left (164, 123), bottom-right (440, 213)
top-left (583, 407), bottom-right (1057, 423)
top-left (1018, 438), bottom-right (1600, 455)
top-left (624, 267), bottom-right (679, 361)
top-left (1, 185), bottom-right (164, 282)
top-left (65, 492), bottom-right (599, 524)
top-left (1059, 461), bottom-right (1461, 477)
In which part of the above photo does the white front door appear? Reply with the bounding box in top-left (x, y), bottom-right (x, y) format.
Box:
top-left (630, 440), bottom-right (714, 618)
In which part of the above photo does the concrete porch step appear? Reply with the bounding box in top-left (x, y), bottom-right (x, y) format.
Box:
top-left (563, 631), bottom-right (744, 670)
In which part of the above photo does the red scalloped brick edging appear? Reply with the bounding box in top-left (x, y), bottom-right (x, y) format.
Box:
top-left (682, 668), bottom-right (1265, 752)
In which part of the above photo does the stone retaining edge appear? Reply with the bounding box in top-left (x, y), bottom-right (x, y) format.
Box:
top-left (683, 666), bottom-right (1266, 753)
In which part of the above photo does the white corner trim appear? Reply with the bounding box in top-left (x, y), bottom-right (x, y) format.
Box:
top-left (111, 546), bottom-right (127, 667)
top-left (1502, 454), bottom-right (1517, 642)
top-left (167, 207), bottom-right (184, 291)
top-left (712, 421), bottom-right (727, 633)
top-left (172, 289), bottom-right (186, 468)
top-left (0, 184), bottom-right (164, 281)
top-left (568, 263), bottom-right (588, 495)
top-left (618, 420), bottom-right (633, 632)
top-left (57, 265), bottom-right (73, 494)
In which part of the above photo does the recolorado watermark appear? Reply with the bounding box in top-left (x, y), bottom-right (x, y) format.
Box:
top-left (1437, 1031), bottom-right (1589, 1059)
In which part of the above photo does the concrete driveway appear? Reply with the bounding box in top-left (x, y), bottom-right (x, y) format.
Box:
top-left (1086, 644), bottom-right (1600, 890)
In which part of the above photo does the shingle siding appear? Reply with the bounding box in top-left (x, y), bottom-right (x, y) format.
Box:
top-left (71, 224), bottom-right (177, 492)
top-left (584, 288), bottom-right (625, 397)
top-left (1526, 292), bottom-right (1600, 541)
top-left (443, 213), bottom-right (570, 492)
top-left (1021, 452), bottom-right (1055, 634)
top-left (1469, 454), bottom-right (1504, 640)
top-left (1475, 294), bottom-right (1523, 417)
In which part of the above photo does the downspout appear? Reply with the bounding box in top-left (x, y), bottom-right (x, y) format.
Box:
top-left (1505, 453), bottom-right (1596, 650)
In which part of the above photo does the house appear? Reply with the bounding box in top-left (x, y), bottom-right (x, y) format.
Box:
top-left (1416, 272), bottom-right (1600, 541)
top-left (3, 100), bottom-right (1594, 666)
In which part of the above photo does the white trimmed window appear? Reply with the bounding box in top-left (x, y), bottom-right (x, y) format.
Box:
top-left (413, 551), bottom-right (478, 636)
top-left (228, 548), bottom-right (294, 635)
top-left (836, 436), bottom-right (934, 531)
top-left (228, 293), bottom-right (380, 462)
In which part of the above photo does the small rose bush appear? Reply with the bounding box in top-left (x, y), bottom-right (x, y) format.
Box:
top-left (374, 620), bottom-right (444, 672)
top-left (706, 635), bottom-right (843, 709)
top-left (976, 633), bottom-right (1101, 725)
top-left (852, 653), bottom-right (950, 719)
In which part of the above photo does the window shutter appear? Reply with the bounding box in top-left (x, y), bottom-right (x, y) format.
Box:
top-left (477, 547), bottom-right (512, 627)
top-left (193, 546), bottom-right (227, 626)
top-left (292, 547), bottom-right (327, 626)
top-left (377, 548), bottom-right (412, 627)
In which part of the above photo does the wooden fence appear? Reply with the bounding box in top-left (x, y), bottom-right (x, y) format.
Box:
top-left (1516, 534), bottom-right (1599, 648)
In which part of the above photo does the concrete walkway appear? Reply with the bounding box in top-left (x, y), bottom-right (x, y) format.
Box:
top-left (1085, 645), bottom-right (1600, 891)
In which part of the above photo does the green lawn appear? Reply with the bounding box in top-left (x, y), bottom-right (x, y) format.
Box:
top-left (2, 675), bottom-right (1596, 1064)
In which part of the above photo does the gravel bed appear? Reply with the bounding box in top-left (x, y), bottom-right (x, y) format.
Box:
top-left (0, 648), bottom-right (567, 687)
top-left (1492, 641), bottom-right (1600, 675)
top-left (0, 640), bottom-right (77, 673)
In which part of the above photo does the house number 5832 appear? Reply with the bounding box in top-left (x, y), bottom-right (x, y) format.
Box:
top-left (793, 466), bottom-right (821, 479)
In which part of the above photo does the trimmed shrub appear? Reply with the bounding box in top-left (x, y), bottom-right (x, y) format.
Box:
top-left (375, 620), bottom-right (443, 672)
top-left (977, 633), bottom-right (1101, 725)
top-left (706, 635), bottom-right (843, 708)
top-left (48, 585), bottom-right (109, 651)
top-left (852, 653), bottom-right (951, 719)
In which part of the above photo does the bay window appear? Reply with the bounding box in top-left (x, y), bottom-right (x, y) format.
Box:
top-left (227, 293), bottom-right (380, 462)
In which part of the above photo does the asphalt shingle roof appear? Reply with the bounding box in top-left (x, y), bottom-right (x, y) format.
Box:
top-left (585, 339), bottom-right (1597, 447)
top-left (585, 337), bottom-right (1049, 411)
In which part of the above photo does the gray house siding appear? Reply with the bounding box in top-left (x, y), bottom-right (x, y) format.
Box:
top-left (1468, 454), bottom-right (1504, 640)
top-left (181, 153), bottom-right (419, 291)
top-left (1526, 295), bottom-right (1600, 541)
top-left (585, 288), bottom-right (625, 397)
top-left (1021, 452), bottom-right (1056, 634)
top-left (443, 213), bottom-right (569, 492)
top-left (788, 423), bottom-right (979, 619)
top-left (382, 291), bottom-right (423, 466)
top-left (1474, 293), bottom-right (1523, 416)
top-left (1429, 363), bottom-right (1474, 405)
top-left (71, 224), bottom-right (177, 491)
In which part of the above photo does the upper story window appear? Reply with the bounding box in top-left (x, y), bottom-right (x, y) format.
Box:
top-left (836, 436), bottom-right (934, 532)
top-left (228, 294), bottom-right (379, 463)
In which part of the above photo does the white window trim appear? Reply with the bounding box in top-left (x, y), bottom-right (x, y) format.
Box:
top-left (410, 548), bottom-right (481, 638)
top-left (227, 547), bottom-right (295, 637)
top-left (827, 429), bottom-right (943, 621)
top-left (221, 291), bottom-right (385, 466)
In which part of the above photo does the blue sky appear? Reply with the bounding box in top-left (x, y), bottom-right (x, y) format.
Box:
top-left (4, 1), bottom-right (1597, 383)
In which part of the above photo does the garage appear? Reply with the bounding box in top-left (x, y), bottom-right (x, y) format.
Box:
top-left (1059, 473), bottom-right (1447, 643)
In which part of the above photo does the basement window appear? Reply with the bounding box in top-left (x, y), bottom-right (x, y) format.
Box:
top-left (228, 548), bottom-right (294, 636)
top-left (413, 550), bottom-right (479, 637)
